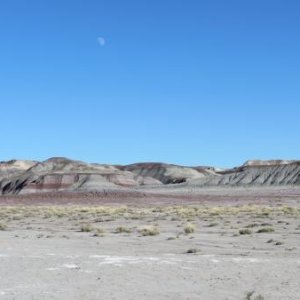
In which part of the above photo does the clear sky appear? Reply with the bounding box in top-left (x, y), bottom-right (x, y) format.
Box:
top-left (0, 0), bottom-right (299, 167)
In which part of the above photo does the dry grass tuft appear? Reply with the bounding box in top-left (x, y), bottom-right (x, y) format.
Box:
top-left (0, 204), bottom-right (299, 222)
top-left (0, 223), bottom-right (6, 230)
top-left (138, 225), bottom-right (160, 236)
top-left (93, 228), bottom-right (105, 236)
top-left (239, 229), bottom-right (252, 235)
top-left (257, 227), bottom-right (274, 233)
top-left (184, 223), bottom-right (196, 234)
top-left (80, 224), bottom-right (93, 232)
top-left (114, 226), bottom-right (132, 234)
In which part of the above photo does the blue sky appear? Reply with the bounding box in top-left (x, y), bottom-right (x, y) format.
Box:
top-left (0, 0), bottom-right (299, 167)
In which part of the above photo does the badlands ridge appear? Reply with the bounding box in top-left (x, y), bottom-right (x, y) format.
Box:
top-left (0, 157), bottom-right (299, 196)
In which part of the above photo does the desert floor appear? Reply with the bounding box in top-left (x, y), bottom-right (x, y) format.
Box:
top-left (0, 188), bottom-right (300, 300)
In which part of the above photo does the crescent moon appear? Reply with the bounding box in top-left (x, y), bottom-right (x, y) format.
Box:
top-left (97, 37), bottom-right (106, 47)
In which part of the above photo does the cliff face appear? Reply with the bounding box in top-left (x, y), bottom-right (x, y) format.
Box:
top-left (0, 158), bottom-right (299, 195)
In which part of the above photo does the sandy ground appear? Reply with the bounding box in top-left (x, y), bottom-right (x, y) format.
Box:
top-left (0, 188), bottom-right (300, 299)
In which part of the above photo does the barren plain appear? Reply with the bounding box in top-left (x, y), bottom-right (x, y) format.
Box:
top-left (0, 187), bottom-right (300, 300)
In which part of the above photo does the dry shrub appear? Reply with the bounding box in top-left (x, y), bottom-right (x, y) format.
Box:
top-left (138, 225), bottom-right (160, 236)
top-left (80, 224), bottom-right (93, 232)
top-left (184, 223), bottom-right (196, 234)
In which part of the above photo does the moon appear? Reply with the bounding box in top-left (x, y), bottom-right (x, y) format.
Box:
top-left (97, 37), bottom-right (106, 47)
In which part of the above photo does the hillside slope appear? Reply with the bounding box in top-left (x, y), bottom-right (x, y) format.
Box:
top-left (187, 161), bottom-right (300, 186)
top-left (0, 158), bottom-right (215, 195)
top-left (0, 158), bottom-right (299, 195)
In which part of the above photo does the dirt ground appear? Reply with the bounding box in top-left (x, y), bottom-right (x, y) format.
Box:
top-left (0, 187), bottom-right (300, 299)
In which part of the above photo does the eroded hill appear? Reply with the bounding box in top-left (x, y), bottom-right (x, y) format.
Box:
top-left (0, 157), bottom-right (299, 195)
